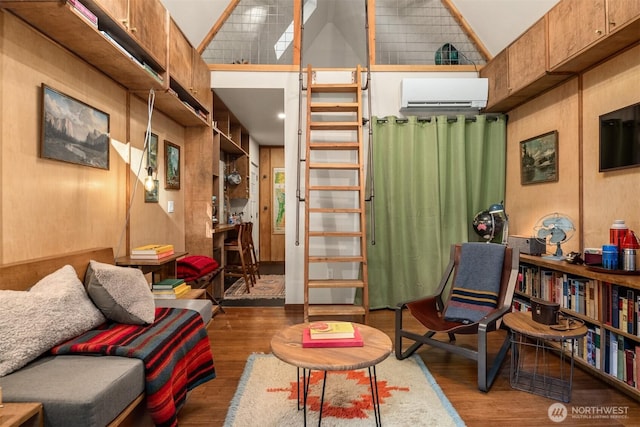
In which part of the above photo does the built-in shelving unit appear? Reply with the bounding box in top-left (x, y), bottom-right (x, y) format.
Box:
top-left (515, 254), bottom-right (640, 401)
top-left (0, 0), bottom-right (211, 127)
top-left (481, 0), bottom-right (640, 112)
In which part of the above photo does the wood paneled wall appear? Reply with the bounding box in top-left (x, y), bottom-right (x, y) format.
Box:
top-left (0, 11), bottom-right (185, 264)
top-left (505, 44), bottom-right (640, 252)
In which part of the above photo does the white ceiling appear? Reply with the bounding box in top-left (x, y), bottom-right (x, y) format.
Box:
top-left (160, 0), bottom-right (560, 145)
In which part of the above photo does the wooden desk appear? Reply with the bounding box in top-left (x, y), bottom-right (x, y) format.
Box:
top-left (270, 323), bottom-right (392, 425)
top-left (115, 251), bottom-right (187, 284)
top-left (503, 311), bottom-right (588, 402)
top-left (0, 402), bottom-right (43, 427)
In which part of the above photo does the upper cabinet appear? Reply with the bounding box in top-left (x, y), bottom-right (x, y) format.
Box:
top-left (167, 19), bottom-right (212, 121)
top-left (94, 0), bottom-right (168, 68)
top-left (482, 0), bottom-right (640, 112)
top-left (0, 0), bottom-right (211, 127)
top-left (548, 0), bottom-right (607, 71)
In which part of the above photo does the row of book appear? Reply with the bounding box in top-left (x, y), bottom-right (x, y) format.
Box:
top-left (603, 283), bottom-right (640, 337)
top-left (302, 321), bottom-right (363, 348)
top-left (152, 278), bottom-right (191, 299)
top-left (518, 266), bottom-right (600, 319)
top-left (68, 0), bottom-right (97, 28)
top-left (131, 244), bottom-right (175, 260)
top-left (601, 330), bottom-right (639, 390)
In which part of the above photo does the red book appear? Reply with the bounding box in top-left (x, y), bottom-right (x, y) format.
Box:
top-left (302, 327), bottom-right (364, 348)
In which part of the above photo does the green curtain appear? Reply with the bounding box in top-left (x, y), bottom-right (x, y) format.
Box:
top-left (365, 115), bottom-right (506, 309)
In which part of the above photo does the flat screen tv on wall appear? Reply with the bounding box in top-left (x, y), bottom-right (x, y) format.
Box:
top-left (599, 102), bottom-right (640, 172)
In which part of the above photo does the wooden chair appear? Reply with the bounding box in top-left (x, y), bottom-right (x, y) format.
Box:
top-left (224, 223), bottom-right (255, 293)
top-left (395, 242), bottom-right (519, 392)
top-left (245, 222), bottom-right (260, 280)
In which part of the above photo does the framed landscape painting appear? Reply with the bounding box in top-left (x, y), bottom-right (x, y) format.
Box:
top-left (165, 140), bottom-right (180, 190)
top-left (41, 84), bottom-right (110, 169)
top-left (520, 131), bottom-right (558, 185)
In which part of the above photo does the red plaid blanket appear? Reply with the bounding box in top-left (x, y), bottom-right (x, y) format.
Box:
top-left (51, 307), bottom-right (215, 427)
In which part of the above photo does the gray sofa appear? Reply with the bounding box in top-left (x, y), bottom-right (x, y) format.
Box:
top-left (0, 248), bottom-right (213, 427)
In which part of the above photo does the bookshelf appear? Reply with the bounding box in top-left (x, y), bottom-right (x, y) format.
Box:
top-left (516, 254), bottom-right (640, 401)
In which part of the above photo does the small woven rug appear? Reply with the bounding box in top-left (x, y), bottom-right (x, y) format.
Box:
top-left (224, 353), bottom-right (465, 427)
top-left (224, 275), bottom-right (285, 300)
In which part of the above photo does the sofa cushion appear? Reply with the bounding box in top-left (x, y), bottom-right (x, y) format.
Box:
top-left (85, 260), bottom-right (155, 325)
top-left (155, 298), bottom-right (213, 325)
top-left (0, 265), bottom-right (106, 377)
top-left (0, 355), bottom-right (144, 427)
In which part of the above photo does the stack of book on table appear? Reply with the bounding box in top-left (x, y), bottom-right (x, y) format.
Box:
top-left (130, 244), bottom-right (174, 260)
top-left (152, 278), bottom-right (191, 299)
top-left (302, 321), bottom-right (364, 348)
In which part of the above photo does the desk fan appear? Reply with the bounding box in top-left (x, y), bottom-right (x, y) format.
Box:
top-left (533, 212), bottom-right (575, 260)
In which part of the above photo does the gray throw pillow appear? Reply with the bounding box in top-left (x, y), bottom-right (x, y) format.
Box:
top-left (85, 260), bottom-right (155, 325)
top-left (0, 265), bottom-right (106, 377)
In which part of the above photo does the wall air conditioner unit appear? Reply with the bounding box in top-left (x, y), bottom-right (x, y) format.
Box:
top-left (400, 78), bottom-right (488, 111)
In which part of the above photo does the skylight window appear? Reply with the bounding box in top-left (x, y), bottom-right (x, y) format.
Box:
top-left (274, 0), bottom-right (316, 60)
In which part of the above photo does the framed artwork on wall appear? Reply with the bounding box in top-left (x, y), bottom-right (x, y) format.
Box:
top-left (145, 180), bottom-right (159, 203)
top-left (41, 83), bottom-right (110, 170)
top-left (146, 132), bottom-right (158, 171)
top-left (165, 140), bottom-right (180, 190)
top-left (273, 167), bottom-right (285, 234)
top-left (520, 131), bottom-right (558, 185)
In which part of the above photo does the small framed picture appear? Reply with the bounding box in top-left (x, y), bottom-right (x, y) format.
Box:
top-left (146, 132), bottom-right (158, 171)
top-left (520, 131), bottom-right (558, 185)
top-left (145, 180), bottom-right (159, 203)
top-left (165, 140), bottom-right (180, 190)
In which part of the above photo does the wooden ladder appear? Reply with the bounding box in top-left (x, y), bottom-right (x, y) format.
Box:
top-left (303, 65), bottom-right (369, 323)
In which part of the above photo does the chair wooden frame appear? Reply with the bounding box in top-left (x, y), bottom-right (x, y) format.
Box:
top-left (224, 223), bottom-right (255, 293)
top-left (394, 243), bottom-right (519, 392)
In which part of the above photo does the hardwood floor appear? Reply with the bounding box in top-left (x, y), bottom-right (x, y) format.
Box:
top-left (179, 307), bottom-right (639, 426)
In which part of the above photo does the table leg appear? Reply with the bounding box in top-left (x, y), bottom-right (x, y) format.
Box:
top-left (368, 365), bottom-right (382, 427)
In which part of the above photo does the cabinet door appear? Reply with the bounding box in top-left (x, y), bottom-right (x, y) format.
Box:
top-left (93, 0), bottom-right (128, 26)
top-left (508, 18), bottom-right (547, 94)
top-left (479, 49), bottom-right (508, 111)
top-left (548, 0), bottom-right (606, 69)
top-left (607, 0), bottom-right (640, 33)
top-left (192, 55), bottom-right (212, 112)
top-left (128, 0), bottom-right (167, 66)
top-left (169, 18), bottom-right (193, 91)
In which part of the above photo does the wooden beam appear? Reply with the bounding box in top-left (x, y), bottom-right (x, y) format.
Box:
top-left (441, 0), bottom-right (492, 61)
top-left (293, 0), bottom-right (301, 65)
top-left (197, 0), bottom-right (241, 54)
top-left (368, 0), bottom-right (376, 65)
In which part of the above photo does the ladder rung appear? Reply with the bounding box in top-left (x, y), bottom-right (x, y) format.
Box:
top-left (309, 162), bottom-right (359, 170)
top-left (308, 231), bottom-right (363, 237)
top-left (309, 142), bottom-right (359, 150)
top-left (310, 83), bottom-right (358, 93)
top-left (308, 256), bottom-right (365, 263)
top-left (310, 122), bottom-right (359, 131)
top-left (308, 279), bottom-right (366, 289)
top-left (308, 208), bottom-right (362, 214)
top-left (307, 305), bottom-right (367, 317)
top-left (308, 185), bottom-right (360, 191)
top-left (310, 102), bottom-right (359, 112)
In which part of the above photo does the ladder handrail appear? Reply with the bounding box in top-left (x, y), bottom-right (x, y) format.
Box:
top-left (295, 0), bottom-right (307, 246)
top-left (363, 0), bottom-right (375, 245)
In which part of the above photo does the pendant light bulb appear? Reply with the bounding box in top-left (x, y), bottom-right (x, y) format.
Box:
top-left (144, 166), bottom-right (155, 192)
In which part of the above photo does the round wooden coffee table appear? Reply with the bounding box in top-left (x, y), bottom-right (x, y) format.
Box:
top-left (270, 322), bottom-right (392, 426)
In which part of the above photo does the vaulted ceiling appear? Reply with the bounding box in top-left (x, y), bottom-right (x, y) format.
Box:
top-left (159, 0), bottom-right (560, 145)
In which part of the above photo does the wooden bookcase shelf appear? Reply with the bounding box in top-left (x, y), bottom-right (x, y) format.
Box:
top-left (515, 254), bottom-right (640, 401)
